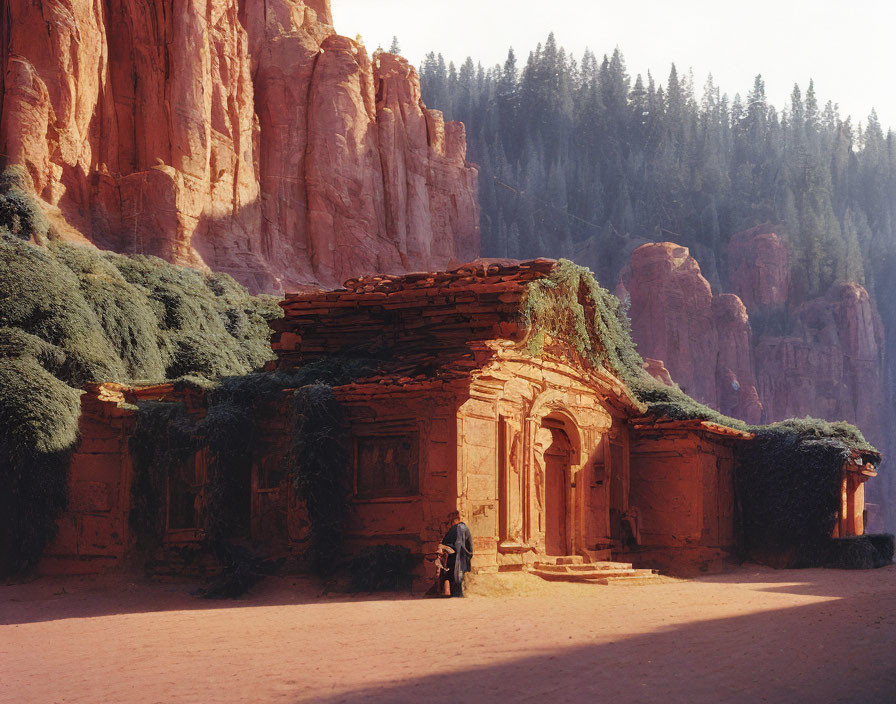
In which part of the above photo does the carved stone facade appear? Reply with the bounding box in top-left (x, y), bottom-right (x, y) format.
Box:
top-left (39, 260), bottom-right (882, 578)
top-left (337, 345), bottom-right (646, 571)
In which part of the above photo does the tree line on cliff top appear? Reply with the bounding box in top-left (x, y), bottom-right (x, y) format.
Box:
top-left (419, 35), bottom-right (895, 312)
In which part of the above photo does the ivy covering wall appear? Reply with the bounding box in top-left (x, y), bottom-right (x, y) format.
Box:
top-left (0, 177), bottom-right (281, 577)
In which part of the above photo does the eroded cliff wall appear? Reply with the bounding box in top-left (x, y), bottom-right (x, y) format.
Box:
top-left (0, 0), bottom-right (479, 291)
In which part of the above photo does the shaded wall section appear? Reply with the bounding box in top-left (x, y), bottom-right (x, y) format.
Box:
top-left (628, 420), bottom-right (751, 575)
top-left (41, 385), bottom-right (136, 575)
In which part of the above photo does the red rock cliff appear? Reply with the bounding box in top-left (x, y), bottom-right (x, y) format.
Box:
top-left (0, 0), bottom-right (479, 292)
top-left (728, 225), bottom-right (790, 310)
top-left (623, 236), bottom-right (885, 439)
top-left (622, 242), bottom-right (720, 407)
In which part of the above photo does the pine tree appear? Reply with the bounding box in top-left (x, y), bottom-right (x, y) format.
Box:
top-left (414, 33), bottom-right (896, 385)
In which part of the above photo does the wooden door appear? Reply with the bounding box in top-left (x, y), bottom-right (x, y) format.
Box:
top-left (545, 450), bottom-right (568, 555)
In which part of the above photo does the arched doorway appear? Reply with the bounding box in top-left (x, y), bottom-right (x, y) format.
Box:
top-left (543, 420), bottom-right (573, 556)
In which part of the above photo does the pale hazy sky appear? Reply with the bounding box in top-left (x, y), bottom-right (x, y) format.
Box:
top-left (332, 0), bottom-right (895, 130)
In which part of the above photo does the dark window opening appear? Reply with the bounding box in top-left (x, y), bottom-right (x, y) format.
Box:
top-left (168, 456), bottom-right (202, 530)
top-left (355, 433), bottom-right (420, 498)
top-left (257, 456), bottom-right (286, 490)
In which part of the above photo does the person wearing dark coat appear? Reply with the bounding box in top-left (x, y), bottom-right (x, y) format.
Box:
top-left (440, 511), bottom-right (473, 597)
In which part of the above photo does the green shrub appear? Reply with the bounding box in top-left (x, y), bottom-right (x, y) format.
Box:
top-left (349, 544), bottom-right (419, 592)
top-left (99, 250), bottom-right (281, 381)
top-left (825, 535), bottom-right (894, 569)
top-left (1, 235), bottom-right (127, 385)
top-left (0, 166), bottom-right (49, 242)
top-left (0, 230), bottom-right (280, 576)
top-left (866, 534), bottom-right (895, 566)
top-left (51, 243), bottom-right (168, 381)
top-left (0, 354), bottom-right (82, 577)
top-left (735, 419), bottom-right (876, 563)
top-left (195, 541), bottom-right (281, 599)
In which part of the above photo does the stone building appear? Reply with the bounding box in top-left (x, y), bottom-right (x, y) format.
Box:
top-left (268, 259), bottom-right (653, 577)
top-left (39, 260), bottom-right (882, 579)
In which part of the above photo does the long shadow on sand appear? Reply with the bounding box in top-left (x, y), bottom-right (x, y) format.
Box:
top-left (311, 576), bottom-right (896, 704)
top-left (0, 573), bottom-right (420, 626)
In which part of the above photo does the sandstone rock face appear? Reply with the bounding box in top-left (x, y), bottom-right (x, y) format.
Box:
top-left (642, 358), bottom-right (674, 387)
top-left (623, 236), bottom-right (884, 436)
top-left (623, 242), bottom-right (763, 424)
top-left (755, 283), bottom-right (885, 440)
top-left (713, 294), bottom-right (762, 425)
top-left (728, 225), bottom-right (790, 310)
top-left (624, 243), bottom-right (718, 406)
top-left (0, 0), bottom-right (479, 292)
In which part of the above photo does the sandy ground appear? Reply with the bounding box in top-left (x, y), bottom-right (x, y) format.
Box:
top-left (1, 565), bottom-right (894, 704)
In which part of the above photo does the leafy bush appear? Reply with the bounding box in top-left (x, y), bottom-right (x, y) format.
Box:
top-left (0, 231), bottom-right (280, 576)
top-left (0, 166), bottom-right (49, 242)
top-left (194, 541), bottom-right (281, 599)
top-left (0, 354), bottom-right (81, 577)
top-left (866, 534), bottom-right (895, 565)
top-left (735, 419), bottom-right (876, 564)
top-left (1, 235), bottom-right (280, 387)
top-left (826, 535), bottom-right (894, 569)
top-left (349, 544), bottom-right (419, 592)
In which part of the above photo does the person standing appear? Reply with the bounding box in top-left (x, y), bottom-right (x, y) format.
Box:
top-left (440, 511), bottom-right (473, 597)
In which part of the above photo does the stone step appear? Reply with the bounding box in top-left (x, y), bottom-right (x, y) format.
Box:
top-left (555, 556), bottom-right (584, 565)
top-left (592, 572), bottom-right (666, 586)
top-left (585, 561), bottom-right (634, 571)
top-left (536, 555), bottom-right (585, 566)
top-left (532, 561), bottom-right (633, 573)
top-left (531, 568), bottom-right (640, 581)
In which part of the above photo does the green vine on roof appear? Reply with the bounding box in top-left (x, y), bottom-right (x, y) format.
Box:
top-left (520, 259), bottom-right (749, 429)
top-left (521, 259), bottom-right (642, 376)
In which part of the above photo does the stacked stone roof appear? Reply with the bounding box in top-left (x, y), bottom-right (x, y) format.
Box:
top-left (270, 259), bottom-right (557, 374)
